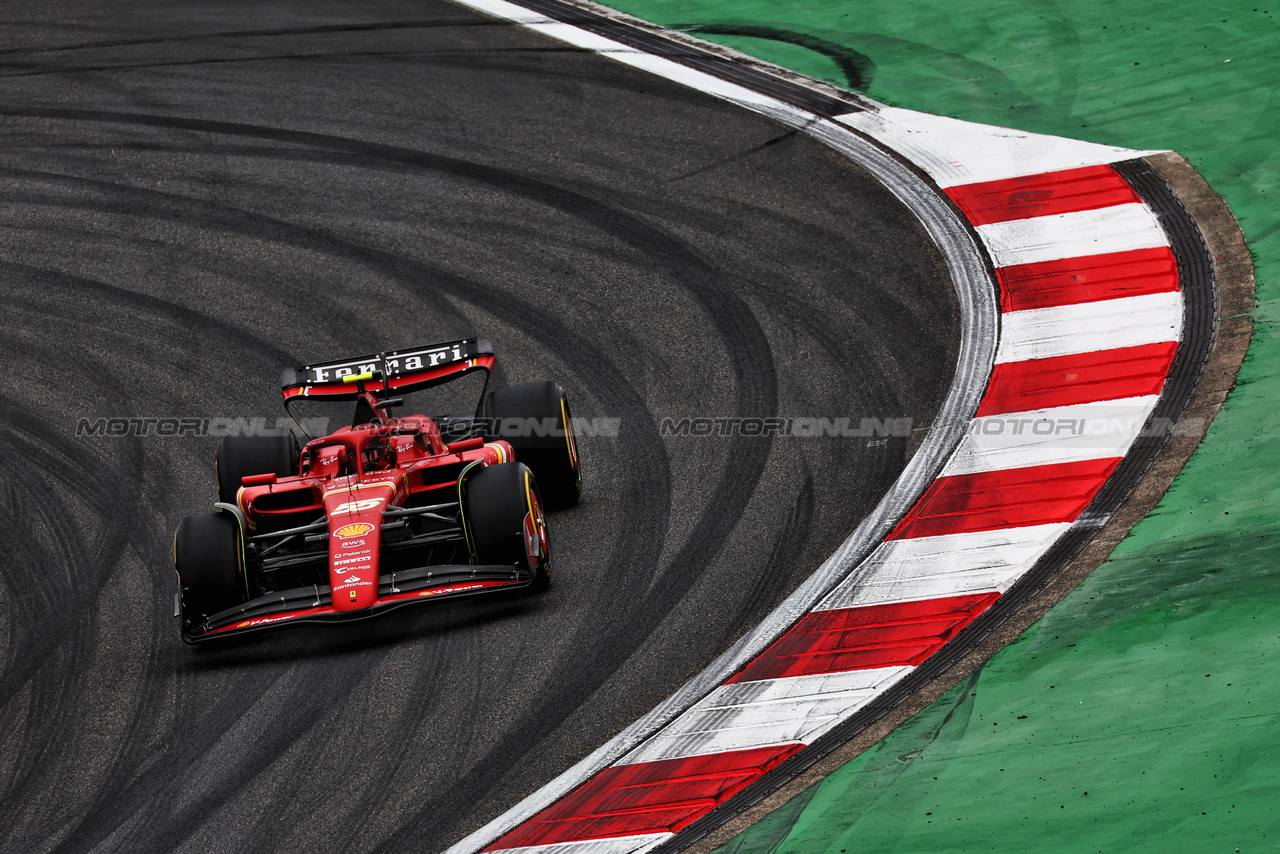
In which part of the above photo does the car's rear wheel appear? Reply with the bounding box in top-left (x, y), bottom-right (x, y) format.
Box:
top-left (175, 510), bottom-right (247, 638)
top-left (482, 381), bottom-right (581, 510)
top-left (462, 462), bottom-right (550, 591)
top-left (215, 433), bottom-right (299, 504)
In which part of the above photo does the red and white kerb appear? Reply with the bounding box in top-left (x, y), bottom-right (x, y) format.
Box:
top-left (478, 120), bottom-right (1183, 854)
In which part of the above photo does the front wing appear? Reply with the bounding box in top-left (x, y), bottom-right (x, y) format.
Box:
top-left (181, 564), bottom-right (531, 643)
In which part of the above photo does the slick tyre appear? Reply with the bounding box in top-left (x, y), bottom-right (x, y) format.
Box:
top-left (482, 381), bottom-right (581, 510)
top-left (462, 462), bottom-right (550, 591)
top-left (215, 433), bottom-right (299, 504)
top-left (175, 510), bottom-right (246, 639)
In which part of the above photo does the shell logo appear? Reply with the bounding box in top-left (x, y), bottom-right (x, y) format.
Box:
top-left (333, 522), bottom-right (374, 539)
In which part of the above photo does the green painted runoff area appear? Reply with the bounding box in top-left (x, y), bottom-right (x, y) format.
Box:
top-left (603, 0), bottom-right (1280, 849)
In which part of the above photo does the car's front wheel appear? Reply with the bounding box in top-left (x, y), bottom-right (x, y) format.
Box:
top-left (175, 510), bottom-right (247, 639)
top-left (461, 462), bottom-right (550, 591)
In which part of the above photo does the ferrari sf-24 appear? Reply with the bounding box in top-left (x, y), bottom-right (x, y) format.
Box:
top-left (173, 338), bottom-right (581, 643)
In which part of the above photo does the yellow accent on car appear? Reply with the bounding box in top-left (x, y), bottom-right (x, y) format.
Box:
top-left (342, 371), bottom-right (374, 384)
top-left (560, 396), bottom-right (578, 471)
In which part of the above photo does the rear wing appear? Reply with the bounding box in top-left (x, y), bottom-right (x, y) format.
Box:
top-left (280, 338), bottom-right (495, 401)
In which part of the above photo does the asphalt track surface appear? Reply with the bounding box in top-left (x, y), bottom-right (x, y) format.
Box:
top-left (0, 2), bottom-right (958, 851)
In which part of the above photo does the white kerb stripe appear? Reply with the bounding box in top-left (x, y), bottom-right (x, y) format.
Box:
top-left (977, 203), bottom-right (1168, 268)
top-left (996, 290), bottom-right (1183, 363)
top-left (618, 667), bottom-right (912, 765)
top-left (816, 523), bottom-right (1072, 611)
top-left (452, 0), bottom-right (809, 124)
top-left (942, 396), bottom-right (1160, 476)
top-left (489, 834), bottom-right (675, 854)
top-left (833, 106), bottom-right (1163, 188)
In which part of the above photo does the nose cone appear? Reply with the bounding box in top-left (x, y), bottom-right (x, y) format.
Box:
top-left (328, 520), bottom-right (380, 610)
top-left (324, 483), bottom-right (395, 610)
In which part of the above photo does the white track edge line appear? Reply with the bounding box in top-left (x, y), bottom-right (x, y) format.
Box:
top-left (490, 833), bottom-right (676, 854)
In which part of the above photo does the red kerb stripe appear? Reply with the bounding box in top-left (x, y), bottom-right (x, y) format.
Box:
top-left (727, 593), bottom-right (1001, 683)
top-left (945, 164), bottom-right (1140, 226)
top-left (996, 246), bottom-right (1178, 312)
top-left (977, 342), bottom-right (1179, 416)
top-left (889, 458), bottom-right (1122, 540)
top-left (484, 745), bottom-right (802, 849)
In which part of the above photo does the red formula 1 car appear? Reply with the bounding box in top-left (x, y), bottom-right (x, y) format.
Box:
top-left (173, 338), bottom-right (581, 643)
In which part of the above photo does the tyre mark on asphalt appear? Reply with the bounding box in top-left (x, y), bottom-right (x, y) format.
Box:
top-left (681, 24), bottom-right (876, 92)
top-left (2, 107), bottom-right (781, 852)
top-left (0, 19), bottom-right (489, 58)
